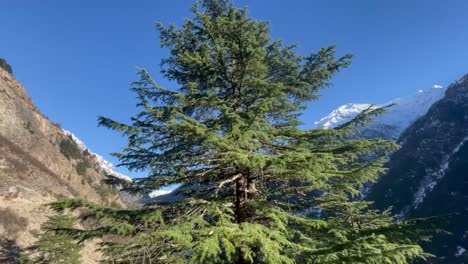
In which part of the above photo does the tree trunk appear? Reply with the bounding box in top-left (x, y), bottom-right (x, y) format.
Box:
top-left (235, 176), bottom-right (258, 264)
top-left (235, 176), bottom-right (247, 224)
top-left (235, 176), bottom-right (247, 264)
top-left (247, 178), bottom-right (256, 199)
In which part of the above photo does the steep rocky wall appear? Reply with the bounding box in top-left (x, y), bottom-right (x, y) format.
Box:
top-left (0, 68), bottom-right (123, 263)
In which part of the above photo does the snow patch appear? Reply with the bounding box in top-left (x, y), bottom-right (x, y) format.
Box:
top-left (62, 129), bottom-right (132, 182)
top-left (149, 189), bottom-right (173, 198)
top-left (314, 103), bottom-right (372, 129)
top-left (411, 135), bottom-right (468, 209)
top-left (455, 246), bottom-right (466, 257)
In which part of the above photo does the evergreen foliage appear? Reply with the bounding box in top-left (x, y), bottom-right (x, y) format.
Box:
top-left (43, 1), bottom-right (433, 263)
top-left (25, 215), bottom-right (83, 264)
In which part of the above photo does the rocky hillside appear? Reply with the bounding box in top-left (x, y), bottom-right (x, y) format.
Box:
top-left (367, 74), bottom-right (468, 263)
top-left (0, 68), bottom-right (125, 263)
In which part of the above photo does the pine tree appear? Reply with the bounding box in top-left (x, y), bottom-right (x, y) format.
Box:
top-left (47, 0), bottom-right (433, 263)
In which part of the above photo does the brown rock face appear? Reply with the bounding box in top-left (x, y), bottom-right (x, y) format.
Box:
top-left (0, 68), bottom-right (124, 263)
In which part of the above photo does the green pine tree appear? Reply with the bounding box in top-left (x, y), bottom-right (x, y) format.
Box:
top-left (46, 1), bottom-right (433, 263)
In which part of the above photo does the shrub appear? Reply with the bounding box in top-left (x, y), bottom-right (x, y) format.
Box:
top-left (23, 121), bottom-right (35, 134)
top-left (0, 58), bottom-right (13, 75)
top-left (96, 185), bottom-right (116, 200)
top-left (59, 136), bottom-right (82, 160)
top-left (75, 160), bottom-right (89, 176)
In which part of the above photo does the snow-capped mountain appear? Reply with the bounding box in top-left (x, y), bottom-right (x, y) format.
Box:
top-left (62, 129), bottom-right (132, 183)
top-left (314, 85), bottom-right (446, 139)
top-left (314, 103), bottom-right (373, 129)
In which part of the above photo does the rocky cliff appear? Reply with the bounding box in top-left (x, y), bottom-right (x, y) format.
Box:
top-left (0, 68), bottom-right (124, 263)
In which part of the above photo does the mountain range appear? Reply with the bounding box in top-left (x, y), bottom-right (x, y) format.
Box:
top-left (316, 74), bottom-right (468, 263)
top-left (1, 61), bottom-right (467, 263)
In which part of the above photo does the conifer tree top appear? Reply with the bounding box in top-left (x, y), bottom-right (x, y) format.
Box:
top-left (100, 0), bottom-right (355, 194)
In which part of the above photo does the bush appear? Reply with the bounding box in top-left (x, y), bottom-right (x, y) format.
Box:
top-left (0, 58), bottom-right (13, 75)
top-left (59, 136), bottom-right (82, 160)
top-left (75, 160), bottom-right (90, 176)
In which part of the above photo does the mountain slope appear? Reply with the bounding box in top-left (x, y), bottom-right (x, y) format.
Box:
top-left (315, 75), bottom-right (468, 262)
top-left (62, 129), bottom-right (132, 183)
top-left (367, 74), bottom-right (468, 263)
top-left (0, 68), bottom-right (125, 263)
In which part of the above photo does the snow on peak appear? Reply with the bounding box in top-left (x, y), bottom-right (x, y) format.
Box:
top-left (314, 86), bottom-right (447, 139)
top-left (149, 189), bottom-right (173, 198)
top-left (62, 129), bottom-right (132, 182)
top-left (314, 103), bottom-right (372, 129)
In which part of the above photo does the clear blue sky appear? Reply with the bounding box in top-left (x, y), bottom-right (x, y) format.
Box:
top-left (1, 0), bottom-right (468, 178)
